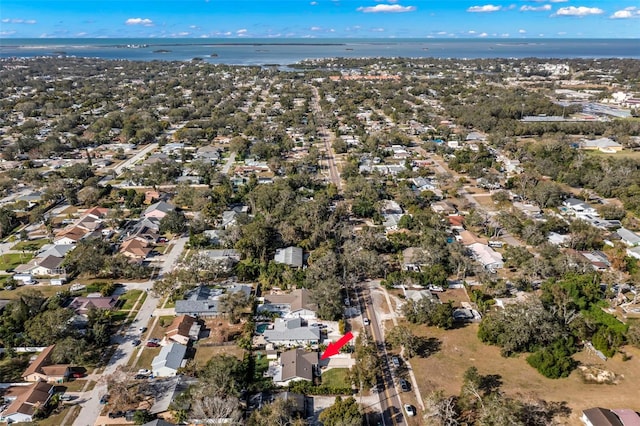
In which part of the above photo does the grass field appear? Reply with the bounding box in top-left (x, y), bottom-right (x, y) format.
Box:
top-left (193, 345), bottom-right (245, 366)
top-left (0, 283), bottom-right (73, 300)
top-left (321, 368), bottom-right (351, 389)
top-left (12, 238), bottom-right (50, 251)
top-left (585, 149), bottom-right (640, 160)
top-left (119, 290), bottom-right (143, 310)
top-left (0, 252), bottom-right (33, 270)
top-left (407, 322), bottom-right (640, 425)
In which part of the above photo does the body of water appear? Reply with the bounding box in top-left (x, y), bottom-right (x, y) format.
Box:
top-left (0, 38), bottom-right (638, 65)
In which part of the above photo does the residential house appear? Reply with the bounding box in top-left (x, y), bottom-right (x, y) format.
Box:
top-left (69, 296), bottom-right (118, 316)
top-left (579, 251), bottom-right (611, 271)
top-left (269, 348), bottom-right (318, 386)
top-left (274, 246), bottom-right (304, 268)
top-left (258, 289), bottom-right (317, 320)
top-left (563, 198), bottom-right (598, 216)
top-left (165, 315), bottom-right (201, 345)
top-left (467, 243), bottom-right (504, 272)
top-left (447, 215), bottom-right (465, 231)
top-left (143, 201), bottom-right (175, 220)
top-left (610, 409), bottom-right (640, 426)
top-left (54, 226), bottom-right (99, 245)
top-left (627, 246), bottom-right (640, 261)
top-left (617, 228), bottom-right (640, 247)
top-left (119, 237), bottom-right (152, 262)
top-left (262, 318), bottom-right (321, 347)
top-left (431, 201), bottom-right (456, 215)
top-left (175, 286), bottom-right (221, 318)
top-left (147, 376), bottom-right (187, 420)
top-left (128, 217), bottom-right (161, 243)
top-left (151, 343), bottom-right (187, 377)
top-left (16, 255), bottom-right (66, 276)
top-left (581, 407), bottom-right (624, 426)
top-left (580, 138), bottom-right (623, 153)
top-left (37, 244), bottom-right (75, 259)
top-left (0, 382), bottom-right (54, 424)
top-left (22, 345), bottom-right (70, 383)
top-left (194, 145), bottom-right (220, 165)
top-left (405, 290), bottom-right (437, 304)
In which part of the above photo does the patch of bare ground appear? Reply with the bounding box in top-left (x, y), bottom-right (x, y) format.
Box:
top-left (408, 323), bottom-right (640, 425)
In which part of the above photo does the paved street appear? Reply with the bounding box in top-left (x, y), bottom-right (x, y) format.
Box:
top-left (72, 236), bottom-right (187, 426)
top-left (310, 85), bottom-right (342, 192)
top-left (358, 281), bottom-right (405, 426)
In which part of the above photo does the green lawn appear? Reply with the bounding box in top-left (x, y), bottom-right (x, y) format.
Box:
top-left (12, 239), bottom-right (50, 252)
top-left (321, 368), bottom-right (352, 389)
top-left (0, 252), bottom-right (33, 270)
top-left (61, 379), bottom-right (95, 392)
top-left (120, 290), bottom-right (143, 310)
top-left (0, 283), bottom-right (74, 300)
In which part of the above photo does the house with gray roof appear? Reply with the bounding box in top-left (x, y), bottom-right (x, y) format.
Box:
top-left (269, 348), bottom-right (318, 387)
top-left (274, 246), bottom-right (304, 268)
top-left (258, 289), bottom-right (317, 320)
top-left (175, 286), bottom-right (222, 318)
top-left (262, 317), bottom-right (321, 347)
top-left (143, 201), bottom-right (175, 219)
top-left (37, 244), bottom-right (75, 259)
top-left (151, 343), bottom-right (187, 377)
top-left (617, 227), bottom-right (640, 247)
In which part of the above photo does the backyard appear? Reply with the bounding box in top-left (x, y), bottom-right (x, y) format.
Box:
top-left (407, 322), bottom-right (640, 425)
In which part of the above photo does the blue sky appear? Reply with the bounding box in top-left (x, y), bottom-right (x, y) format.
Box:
top-left (1, 1), bottom-right (639, 38)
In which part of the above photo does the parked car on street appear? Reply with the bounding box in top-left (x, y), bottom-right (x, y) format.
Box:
top-left (146, 341), bottom-right (160, 347)
top-left (99, 394), bottom-right (110, 404)
top-left (399, 379), bottom-right (410, 392)
top-left (132, 339), bottom-right (141, 346)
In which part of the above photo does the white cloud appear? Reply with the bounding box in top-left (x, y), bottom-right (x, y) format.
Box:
top-left (519, 29), bottom-right (527, 33)
top-left (479, 32), bottom-right (488, 37)
top-left (467, 5), bottom-right (502, 12)
top-left (555, 6), bottom-right (604, 16)
top-left (371, 27), bottom-right (385, 32)
top-left (468, 30), bottom-right (477, 34)
top-left (520, 4), bottom-right (551, 11)
top-left (2, 18), bottom-right (37, 24)
top-left (611, 7), bottom-right (640, 19)
top-left (357, 4), bottom-right (416, 13)
top-left (0, 30), bottom-right (17, 36)
top-left (310, 26), bottom-right (322, 31)
top-left (236, 29), bottom-right (247, 34)
top-left (125, 18), bottom-right (154, 26)
top-left (310, 1), bottom-right (318, 4)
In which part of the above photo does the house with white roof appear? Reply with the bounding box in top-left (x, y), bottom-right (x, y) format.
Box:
top-left (151, 343), bottom-right (187, 377)
top-left (274, 246), bottom-right (304, 268)
top-left (617, 227), bottom-right (640, 247)
top-left (563, 198), bottom-right (598, 216)
top-left (580, 137), bottom-right (623, 153)
top-left (262, 317), bottom-right (321, 347)
top-left (467, 243), bottom-right (504, 272)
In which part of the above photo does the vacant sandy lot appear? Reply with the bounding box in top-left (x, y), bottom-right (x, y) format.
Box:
top-left (409, 323), bottom-right (640, 425)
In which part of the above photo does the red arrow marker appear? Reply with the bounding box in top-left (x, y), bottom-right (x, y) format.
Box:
top-left (321, 331), bottom-right (354, 360)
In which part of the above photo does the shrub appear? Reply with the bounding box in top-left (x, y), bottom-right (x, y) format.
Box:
top-left (526, 339), bottom-right (577, 379)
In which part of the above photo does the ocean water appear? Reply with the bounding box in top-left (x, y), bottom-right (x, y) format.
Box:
top-left (0, 38), bottom-right (639, 65)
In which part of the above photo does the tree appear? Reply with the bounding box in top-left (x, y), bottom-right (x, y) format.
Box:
top-left (349, 335), bottom-right (379, 389)
top-left (219, 290), bottom-right (250, 324)
top-left (133, 410), bottom-right (155, 425)
top-left (317, 396), bottom-right (362, 426)
top-left (0, 208), bottom-right (18, 238)
top-left (160, 210), bottom-right (187, 234)
top-left (386, 325), bottom-right (422, 358)
top-left (248, 398), bottom-right (306, 426)
top-left (402, 297), bottom-right (454, 329)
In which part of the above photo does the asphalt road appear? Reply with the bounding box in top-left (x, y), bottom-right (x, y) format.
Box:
top-left (359, 283), bottom-right (405, 426)
top-left (310, 85), bottom-right (342, 192)
top-left (72, 237), bottom-right (187, 426)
